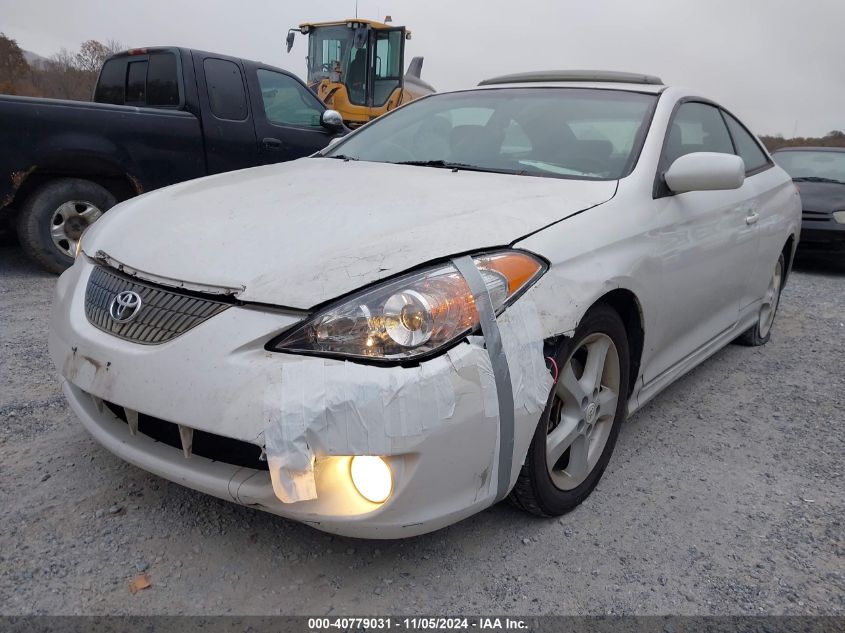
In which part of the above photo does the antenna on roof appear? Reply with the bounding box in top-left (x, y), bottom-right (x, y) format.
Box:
top-left (355, 0), bottom-right (358, 18)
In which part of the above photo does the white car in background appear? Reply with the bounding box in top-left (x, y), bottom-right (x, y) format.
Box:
top-left (49, 70), bottom-right (800, 538)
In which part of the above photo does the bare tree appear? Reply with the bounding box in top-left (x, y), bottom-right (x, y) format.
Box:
top-left (49, 48), bottom-right (76, 71)
top-left (34, 40), bottom-right (124, 100)
top-left (74, 39), bottom-right (118, 73)
top-left (0, 32), bottom-right (30, 94)
top-left (2, 37), bottom-right (123, 101)
top-left (106, 39), bottom-right (125, 56)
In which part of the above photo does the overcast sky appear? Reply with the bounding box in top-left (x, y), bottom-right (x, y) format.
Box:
top-left (2, 0), bottom-right (841, 137)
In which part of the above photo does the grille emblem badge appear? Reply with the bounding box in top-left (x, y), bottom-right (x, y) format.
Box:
top-left (109, 290), bottom-right (143, 323)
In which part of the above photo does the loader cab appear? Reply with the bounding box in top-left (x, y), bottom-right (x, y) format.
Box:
top-left (287, 19), bottom-right (410, 127)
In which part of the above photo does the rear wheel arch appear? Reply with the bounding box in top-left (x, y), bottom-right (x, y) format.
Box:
top-left (736, 251), bottom-right (785, 347)
top-left (13, 166), bottom-right (140, 208)
top-left (11, 162), bottom-right (143, 273)
top-left (781, 234), bottom-right (797, 286)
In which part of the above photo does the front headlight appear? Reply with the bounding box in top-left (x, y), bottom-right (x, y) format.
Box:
top-left (269, 250), bottom-right (546, 362)
top-left (833, 210), bottom-right (845, 224)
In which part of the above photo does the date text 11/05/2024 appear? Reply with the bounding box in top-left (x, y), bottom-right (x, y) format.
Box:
top-left (307, 617), bottom-right (529, 630)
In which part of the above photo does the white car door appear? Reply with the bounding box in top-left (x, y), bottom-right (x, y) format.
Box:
top-left (644, 101), bottom-right (760, 383)
top-left (721, 110), bottom-right (791, 309)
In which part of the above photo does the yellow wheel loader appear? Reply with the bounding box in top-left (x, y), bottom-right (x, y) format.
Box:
top-left (286, 18), bottom-right (435, 128)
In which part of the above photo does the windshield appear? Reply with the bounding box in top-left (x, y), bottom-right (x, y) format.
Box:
top-left (774, 150), bottom-right (845, 184)
top-left (306, 25), bottom-right (369, 105)
top-left (323, 88), bottom-right (657, 180)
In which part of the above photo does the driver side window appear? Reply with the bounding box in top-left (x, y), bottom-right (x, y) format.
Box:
top-left (257, 70), bottom-right (324, 127)
top-left (662, 102), bottom-right (734, 168)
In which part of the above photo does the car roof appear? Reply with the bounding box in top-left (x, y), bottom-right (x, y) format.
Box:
top-left (480, 70), bottom-right (663, 86)
top-left (772, 146), bottom-right (845, 153)
top-left (471, 82), bottom-right (666, 94)
top-left (476, 70), bottom-right (667, 94)
top-left (478, 81), bottom-right (666, 94)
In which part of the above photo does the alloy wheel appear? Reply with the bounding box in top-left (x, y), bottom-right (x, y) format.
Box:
top-left (546, 333), bottom-right (621, 491)
top-left (50, 200), bottom-right (103, 257)
top-left (758, 257), bottom-right (783, 339)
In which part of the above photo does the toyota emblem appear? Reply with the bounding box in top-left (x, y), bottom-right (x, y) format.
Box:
top-left (109, 290), bottom-right (143, 323)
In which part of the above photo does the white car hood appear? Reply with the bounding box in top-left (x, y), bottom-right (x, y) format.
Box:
top-left (84, 158), bottom-right (616, 308)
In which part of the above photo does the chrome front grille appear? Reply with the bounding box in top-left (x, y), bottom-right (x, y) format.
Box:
top-left (84, 266), bottom-right (231, 344)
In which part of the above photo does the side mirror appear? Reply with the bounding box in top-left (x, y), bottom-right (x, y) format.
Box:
top-left (285, 30), bottom-right (296, 53)
top-left (664, 152), bottom-right (745, 193)
top-left (320, 109), bottom-right (344, 131)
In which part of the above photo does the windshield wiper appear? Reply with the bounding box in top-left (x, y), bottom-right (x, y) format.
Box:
top-left (395, 160), bottom-right (471, 169)
top-left (792, 176), bottom-right (845, 185)
top-left (326, 154), bottom-right (358, 161)
top-left (393, 160), bottom-right (519, 175)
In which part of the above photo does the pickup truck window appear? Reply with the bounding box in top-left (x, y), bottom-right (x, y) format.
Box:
top-left (126, 61), bottom-right (148, 105)
top-left (146, 53), bottom-right (179, 106)
top-left (204, 58), bottom-right (248, 121)
top-left (95, 58), bottom-right (127, 104)
top-left (257, 69), bottom-right (323, 127)
top-left (95, 52), bottom-right (180, 107)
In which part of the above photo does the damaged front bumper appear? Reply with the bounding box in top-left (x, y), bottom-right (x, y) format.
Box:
top-left (49, 259), bottom-right (549, 538)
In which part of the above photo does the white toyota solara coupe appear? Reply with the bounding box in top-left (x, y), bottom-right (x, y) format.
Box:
top-left (50, 71), bottom-right (800, 538)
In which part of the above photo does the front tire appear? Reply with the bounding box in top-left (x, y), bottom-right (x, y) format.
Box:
top-left (737, 252), bottom-right (784, 347)
top-left (16, 178), bottom-right (116, 274)
top-left (509, 304), bottom-right (630, 517)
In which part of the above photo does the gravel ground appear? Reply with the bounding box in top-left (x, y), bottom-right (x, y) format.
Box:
top-left (0, 243), bottom-right (842, 616)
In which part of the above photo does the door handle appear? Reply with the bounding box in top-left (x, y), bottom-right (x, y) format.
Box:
top-left (262, 137), bottom-right (284, 150)
top-left (745, 212), bottom-right (760, 225)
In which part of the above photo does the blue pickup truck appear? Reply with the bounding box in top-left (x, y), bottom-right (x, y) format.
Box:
top-left (0, 46), bottom-right (345, 272)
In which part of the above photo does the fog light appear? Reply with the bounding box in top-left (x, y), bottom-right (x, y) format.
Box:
top-left (833, 211), bottom-right (845, 224)
top-left (350, 456), bottom-right (392, 504)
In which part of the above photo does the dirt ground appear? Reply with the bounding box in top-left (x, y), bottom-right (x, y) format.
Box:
top-left (0, 243), bottom-right (842, 616)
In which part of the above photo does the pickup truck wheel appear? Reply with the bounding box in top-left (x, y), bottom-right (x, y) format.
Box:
top-left (509, 304), bottom-right (630, 517)
top-left (17, 178), bottom-right (116, 274)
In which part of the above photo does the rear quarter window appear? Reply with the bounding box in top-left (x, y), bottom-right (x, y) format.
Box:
top-left (723, 112), bottom-right (770, 173)
top-left (204, 58), bottom-right (248, 121)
